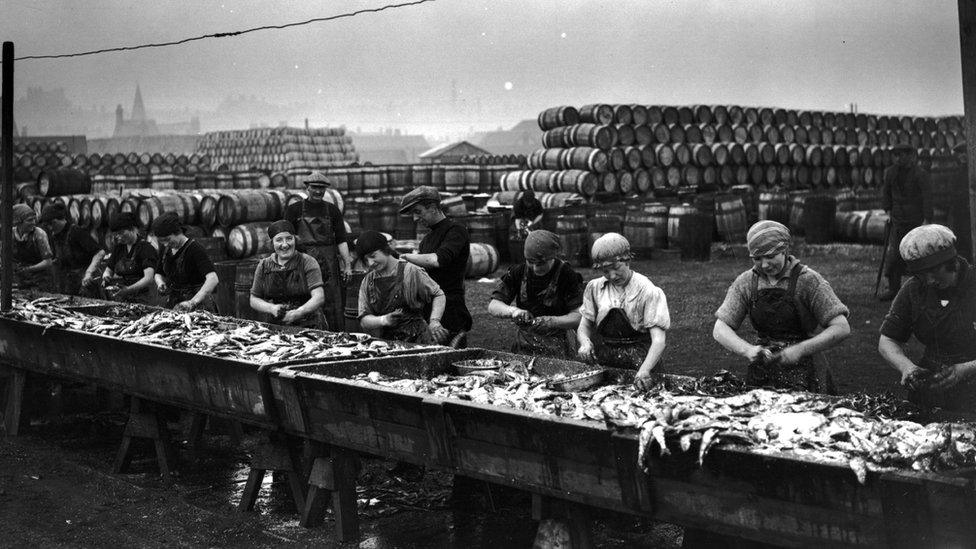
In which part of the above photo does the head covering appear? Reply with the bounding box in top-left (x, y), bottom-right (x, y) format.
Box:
top-left (110, 212), bottom-right (139, 232)
top-left (356, 230), bottom-right (394, 257)
top-left (590, 232), bottom-right (632, 268)
top-left (891, 143), bottom-right (914, 154)
top-left (399, 186), bottom-right (441, 214)
top-left (150, 211), bottom-right (182, 237)
top-left (524, 230), bottom-right (560, 261)
top-left (522, 188), bottom-right (535, 199)
top-left (267, 220), bottom-right (295, 240)
top-left (899, 224), bottom-right (957, 273)
top-left (303, 171), bottom-right (331, 187)
top-left (39, 202), bottom-right (68, 223)
top-left (12, 203), bottom-right (34, 224)
top-left (746, 220), bottom-right (791, 257)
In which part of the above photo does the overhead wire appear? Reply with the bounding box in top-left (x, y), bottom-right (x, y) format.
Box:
top-left (3, 0), bottom-right (435, 62)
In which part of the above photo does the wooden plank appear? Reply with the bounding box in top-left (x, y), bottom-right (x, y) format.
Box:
top-left (959, 0), bottom-right (976, 261)
top-left (610, 431), bottom-right (653, 513)
top-left (1, 366), bottom-right (26, 436)
top-left (420, 398), bottom-right (454, 467)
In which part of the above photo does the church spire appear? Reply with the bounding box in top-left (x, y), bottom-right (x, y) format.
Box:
top-left (131, 84), bottom-right (146, 121)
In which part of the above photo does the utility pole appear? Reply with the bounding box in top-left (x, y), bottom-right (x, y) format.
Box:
top-left (2, 42), bottom-right (14, 311)
top-left (959, 0), bottom-right (976, 261)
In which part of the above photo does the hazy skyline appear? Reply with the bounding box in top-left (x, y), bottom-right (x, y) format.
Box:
top-left (0, 0), bottom-right (968, 138)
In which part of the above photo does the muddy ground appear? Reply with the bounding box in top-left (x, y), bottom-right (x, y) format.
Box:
top-left (0, 243), bottom-right (908, 547)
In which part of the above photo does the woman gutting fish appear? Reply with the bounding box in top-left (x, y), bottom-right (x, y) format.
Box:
top-left (576, 233), bottom-right (670, 390)
top-left (102, 212), bottom-right (158, 304)
top-left (356, 230), bottom-right (448, 344)
top-left (487, 229), bottom-right (584, 358)
top-left (879, 224), bottom-right (976, 412)
top-left (713, 220), bottom-right (851, 393)
top-left (7, 203), bottom-right (56, 291)
top-left (151, 212), bottom-right (219, 312)
top-left (249, 220), bottom-right (327, 329)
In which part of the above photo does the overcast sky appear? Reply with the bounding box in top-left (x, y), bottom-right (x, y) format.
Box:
top-left (0, 0), bottom-right (966, 135)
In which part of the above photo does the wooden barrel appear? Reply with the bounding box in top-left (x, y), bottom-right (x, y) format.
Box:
top-left (787, 190), bottom-right (810, 235)
top-left (538, 106), bottom-right (580, 131)
top-left (667, 203), bottom-right (699, 251)
top-left (578, 104), bottom-right (614, 125)
top-left (37, 168), bottom-right (92, 196)
top-left (860, 210), bottom-right (889, 244)
top-left (359, 198), bottom-right (400, 234)
top-left (555, 214), bottom-right (589, 267)
top-left (344, 270), bottom-right (368, 332)
top-left (679, 213), bottom-right (712, 261)
top-left (714, 195), bottom-right (748, 243)
top-left (550, 170), bottom-right (598, 195)
top-left (834, 188), bottom-right (856, 212)
top-left (757, 191), bottom-right (790, 224)
top-left (465, 243), bottom-right (499, 278)
top-left (440, 195), bottom-right (467, 217)
top-left (226, 221), bottom-right (274, 258)
top-left (233, 258), bottom-right (262, 320)
top-left (216, 191), bottom-right (281, 227)
top-left (462, 213), bottom-right (498, 248)
top-left (622, 209), bottom-right (657, 258)
top-left (803, 194), bottom-right (836, 244)
top-left (138, 194), bottom-right (200, 228)
top-left (588, 214), bottom-right (623, 253)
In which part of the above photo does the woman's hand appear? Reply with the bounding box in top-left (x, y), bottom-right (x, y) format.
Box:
top-left (633, 369), bottom-right (658, 391)
top-left (174, 300), bottom-right (195, 312)
top-left (428, 319), bottom-right (449, 343)
top-left (577, 340), bottom-right (595, 362)
top-left (900, 365), bottom-right (929, 389)
top-left (156, 280), bottom-right (169, 294)
top-left (510, 307), bottom-right (533, 325)
top-left (282, 309), bottom-right (304, 325)
top-left (383, 309), bottom-right (405, 327)
top-left (777, 346), bottom-right (803, 366)
top-left (929, 362), bottom-right (976, 392)
top-left (743, 344), bottom-right (767, 363)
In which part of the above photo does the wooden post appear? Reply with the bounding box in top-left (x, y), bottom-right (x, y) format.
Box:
top-left (960, 0), bottom-right (976, 261)
top-left (2, 43), bottom-right (14, 312)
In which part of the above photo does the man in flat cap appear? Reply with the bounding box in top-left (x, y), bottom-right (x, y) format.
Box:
top-left (488, 229), bottom-right (583, 357)
top-left (39, 202), bottom-right (105, 295)
top-left (399, 186), bottom-right (471, 346)
top-left (284, 171), bottom-right (353, 330)
top-left (879, 143), bottom-right (931, 301)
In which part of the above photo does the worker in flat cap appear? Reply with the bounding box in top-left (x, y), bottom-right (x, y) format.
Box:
top-left (713, 220), bottom-right (850, 393)
top-left (488, 229), bottom-right (583, 357)
top-left (38, 202), bottom-right (105, 296)
top-left (102, 212), bottom-right (158, 304)
top-left (399, 186), bottom-right (471, 347)
top-left (249, 220), bottom-right (327, 329)
top-left (283, 171), bottom-right (352, 330)
top-left (576, 233), bottom-right (669, 389)
top-left (879, 142), bottom-right (931, 301)
top-left (7, 203), bottom-right (56, 291)
top-left (150, 212), bottom-right (219, 312)
top-left (879, 225), bottom-right (976, 412)
top-left (356, 230), bottom-right (447, 343)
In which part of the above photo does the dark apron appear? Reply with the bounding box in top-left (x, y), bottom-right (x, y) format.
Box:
top-left (262, 257), bottom-right (328, 330)
top-left (593, 308), bottom-right (653, 370)
top-left (110, 243), bottom-right (153, 305)
top-left (366, 262), bottom-right (431, 344)
top-left (11, 228), bottom-right (55, 291)
top-left (512, 261), bottom-right (573, 358)
top-left (746, 263), bottom-right (835, 394)
top-left (297, 201), bottom-right (343, 331)
top-left (162, 241), bottom-right (216, 312)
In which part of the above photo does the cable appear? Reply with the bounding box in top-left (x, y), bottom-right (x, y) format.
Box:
top-left (4, 0), bottom-right (435, 62)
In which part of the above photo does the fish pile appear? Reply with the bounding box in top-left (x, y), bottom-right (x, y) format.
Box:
top-left (6, 297), bottom-right (437, 364)
top-left (355, 367), bottom-right (976, 482)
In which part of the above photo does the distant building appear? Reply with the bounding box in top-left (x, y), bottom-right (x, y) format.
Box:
top-left (349, 130), bottom-right (431, 164)
top-left (418, 140), bottom-right (491, 164)
top-left (114, 85), bottom-right (199, 137)
top-left (467, 119), bottom-right (541, 157)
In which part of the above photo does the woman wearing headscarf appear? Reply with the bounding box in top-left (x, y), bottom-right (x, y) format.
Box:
top-left (8, 203), bottom-right (56, 291)
top-left (879, 224), bottom-right (976, 412)
top-left (39, 202), bottom-right (106, 296)
top-left (576, 233), bottom-right (670, 389)
top-left (713, 220), bottom-right (850, 393)
top-left (103, 212), bottom-right (158, 304)
top-left (357, 230), bottom-right (447, 344)
top-left (150, 212), bottom-right (219, 312)
top-left (250, 220), bottom-right (327, 329)
top-left (487, 230), bottom-right (584, 357)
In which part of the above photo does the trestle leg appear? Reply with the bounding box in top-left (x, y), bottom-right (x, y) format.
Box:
top-left (238, 433), bottom-right (306, 513)
top-left (112, 397), bottom-right (176, 482)
top-left (299, 444), bottom-right (360, 541)
top-left (1, 365), bottom-right (28, 436)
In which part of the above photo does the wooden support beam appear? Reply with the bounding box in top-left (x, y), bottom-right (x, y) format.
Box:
top-left (1, 365), bottom-right (27, 436)
top-left (113, 397), bottom-right (175, 482)
top-left (960, 0), bottom-right (976, 261)
top-left (299, 445), bottom-right (360, 542)
top-left (239, 433), bottom-right (307, 514)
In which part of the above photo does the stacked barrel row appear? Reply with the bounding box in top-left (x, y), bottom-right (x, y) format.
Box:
top-left (8, 151), bottom-right (216, 185)
top-left (459, 154), bottom-right (528, 166)
top-left (284, 163), bottom-right (520, 198)
top-left (501, 104), bottom-right (966, 198)
top-left (195, 126), bottom-right (359, 173)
